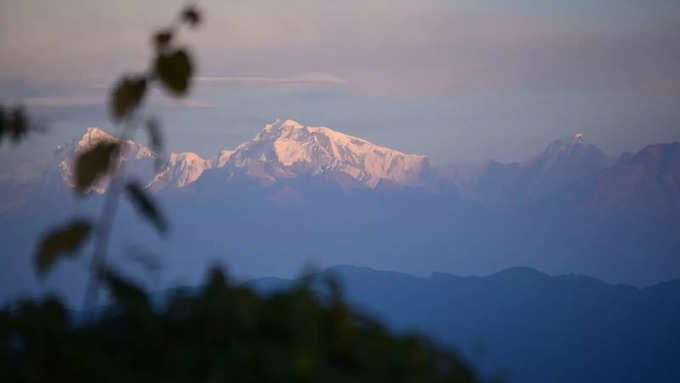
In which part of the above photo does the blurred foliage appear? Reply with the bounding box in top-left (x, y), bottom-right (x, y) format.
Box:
top-left (181, 6), bottom-right (201, 27)
top-left (126, 181), bottom-right (167, 234)
top-left (34, 5), bottom-right (202, 279)
top-left (146, 118), bottom-right (164, 170)
top-left (74, 142), bottom-right (120, 193)
top-left (0, 268), bottom-right (479, 382)
top-left (35, 220), bottom-right (92, 276)
top-left (0, 105), bottom-right (44, 146)
top-left (155, 49), bottom-right (193, 96)
top-left (110, 76), bottom-right (147, 122)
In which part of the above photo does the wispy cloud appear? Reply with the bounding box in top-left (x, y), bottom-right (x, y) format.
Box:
top-left (19, 96), bottom-right (105, 107)
top-left (2, 0), bottom-right (679, 95)
top-left (158, 98), bottom-right (216, 109)
top-left (197, 73), bottom-right (347, 86)
top-left (13, 94), bottom-right (214, 109)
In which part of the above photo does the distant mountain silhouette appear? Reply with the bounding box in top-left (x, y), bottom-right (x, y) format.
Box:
top-left (251, 265), bottom-right (680, 383)
top-left (551, 142), bottom-right (680, 217)
top-left (453, 134), bottom-right (610, 207)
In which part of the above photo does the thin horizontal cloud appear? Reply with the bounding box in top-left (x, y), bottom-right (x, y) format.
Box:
top-left (163, 99), bottom-right (216, 109)
top-left (197, 73), bottom-right (348, 86)
top-left (13, 95), bottom-right (214, 109)
top-left (19, 96), bottom-right (105, 107)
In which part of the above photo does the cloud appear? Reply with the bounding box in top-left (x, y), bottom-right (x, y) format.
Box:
top-left (1, 0), bottom-right (679, 96)
top-left (12, 94), bottom-right (214, 109)
top-left (197, 73), bottom-right (347, 86)
top-left (156, 98), bottom-right (216, 109)
top-left (19, 96), bottom-right (105, 107)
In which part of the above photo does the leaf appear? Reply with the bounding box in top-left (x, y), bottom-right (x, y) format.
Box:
top-left (126, 181), bottom-right (167, 234)
top-left (110, 76), bottom-right (147, 122)
top-left (154, 49), bottom-right (193, 96)
top-left (75, 142), bottom-right (119, 193)
top-left (154, 29), bottom-right (173, 51)
top-left (35, 220), bottom-right (92, 276)
top-left (181, 6), bottom-right (201, 27)
top-left (102, 267), bottom-right (152, 316)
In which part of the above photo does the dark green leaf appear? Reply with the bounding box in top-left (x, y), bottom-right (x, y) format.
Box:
top-left (181, 6), bottom-right (201, 27)
top-left (154, 29), bottom-right (173, 50)
top-left (35, 220), bottom-right (92, 276)
top-left (126, 181), bottom-right (167, 234)
top-left (154, 49), bottom-right (193, 96)
top-left (103, 267), bottom-right (152, 315)
top-left (75, 142), bottom-right (119, 193)
top-left (110, 76), bottom-right (147, 122)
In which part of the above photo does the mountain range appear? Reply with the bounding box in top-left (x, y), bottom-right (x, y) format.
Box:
top-left (57, 119), bottom-right (431, 193)
top-left (250, 265), bottom-right (680, 383)
top-left (53, 120), bottom-right (680, 218)
top-left (0, 119), bottom-right (679, 303)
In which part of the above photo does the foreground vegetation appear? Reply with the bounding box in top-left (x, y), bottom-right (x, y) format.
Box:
top-left (0, 268), bottom-right (478, 382)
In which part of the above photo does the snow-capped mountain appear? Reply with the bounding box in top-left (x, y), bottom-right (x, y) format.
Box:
top-left (5, 122), bottom-right (680, 288)
top-left (148, 152), bottom-right (212, 190)
top-left (58, 127), bottom-right (157, 193)
top-left (149, 149), bottom-right (235, 190)
top-left (218, 119), bottom-right (430, 188)
top-left (57, 127), bottom-right (231, 192)
top-left (58, 120), bottom-right (430, 192)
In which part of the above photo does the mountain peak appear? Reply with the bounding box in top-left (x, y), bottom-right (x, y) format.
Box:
top-left (76, 127), bottom-right (116, 150)
top-left (149, 152), bottom-right (212, 189)
top-left (532, 134), bottom-right (607, 171)
top-left (544, 133), bottom-right (591, 153)
top-left (226, 120), bottom-right (430, 188)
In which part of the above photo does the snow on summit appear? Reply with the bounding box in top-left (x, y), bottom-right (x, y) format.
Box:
top-left (223, 119), bottom-right (430, 188)
top-left (58, 120), bottom-right (430, 192)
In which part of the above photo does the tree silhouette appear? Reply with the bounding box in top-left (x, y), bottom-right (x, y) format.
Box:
top-left (0, 268), bottom-right (479, 382)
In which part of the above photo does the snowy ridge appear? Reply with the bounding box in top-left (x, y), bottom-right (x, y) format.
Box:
top-left (58, 120), bottom-right (429, 192)
top-left (222, 119), bottom-right (430, 188)
top-left (58, 127), bottom-right (157, 193)
top-left (149, 152), bottom-right (211, 189)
